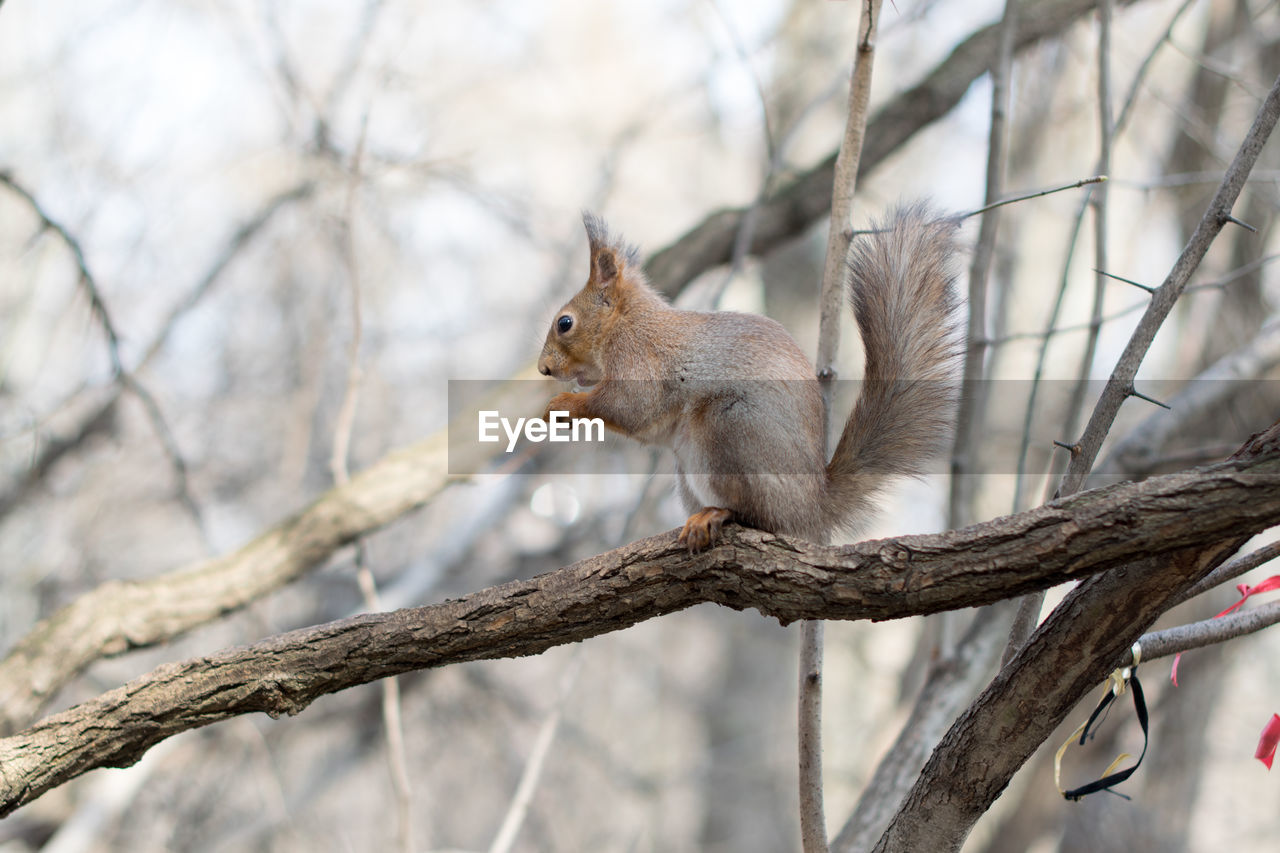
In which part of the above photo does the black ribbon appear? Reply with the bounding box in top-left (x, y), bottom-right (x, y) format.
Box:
top-left (1063, 669), bottom-right (1149, 801)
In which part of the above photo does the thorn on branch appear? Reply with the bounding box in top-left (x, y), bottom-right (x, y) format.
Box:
top-left (1128, 386), bottom-right (1172, 411)
top-left (1223, 213), bottom-right (1258, 233)
top-left (1094, 268), bottom-right (1155, 294)
top-left (1053, 439), bottom-right (1080, 456)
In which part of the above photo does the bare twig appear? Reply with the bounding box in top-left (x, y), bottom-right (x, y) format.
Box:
top-left (806, 3), bottom-right (883, 848)
top-left (1175, 539), bottom-right (1280, 607)
top-left (1004, 0), bottom-right (1112, 662)
top-left (0, 170), bottom-right (124, 374)
top-left (816, 0), bottom-right (882, 381)
top-left (949, 0), bottom-right (1017, 532)
top-left (0, 170), bottom-right (202, 527)
top-left (1010, 0), bottom-right (1198, 511)
top-left (1057, 71), bottom-right (1280, 498)
top-left (330, 116), bottom-right (414, 853)
top-left (1095, 321), bottom-right (1280, 478)
top-left (797, 616), bottom-right (827, 853)
top-left (1057, 0), bottom-right (1116, 466)
top-left (488, 651), bottom-right (584, 853)
top-left (960, 175), bottom-right (1106, 220)
top-left (1131, 599), bottom-right (1280, 664)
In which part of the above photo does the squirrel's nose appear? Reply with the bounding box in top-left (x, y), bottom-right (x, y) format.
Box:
top-left (538, 363), bottom-right (551, 376)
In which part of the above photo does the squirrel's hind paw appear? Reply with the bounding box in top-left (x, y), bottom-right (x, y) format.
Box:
top-left (678, 507), bottom-right (734, 552)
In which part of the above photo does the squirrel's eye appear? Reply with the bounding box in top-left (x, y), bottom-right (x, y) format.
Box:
top-left (557, 315), bottom-right (573, 334)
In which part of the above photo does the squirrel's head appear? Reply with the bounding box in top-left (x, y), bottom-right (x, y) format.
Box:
top-left (537, 212), bottom-right (642, 386)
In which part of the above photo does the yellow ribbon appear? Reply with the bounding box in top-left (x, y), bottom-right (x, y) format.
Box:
top-left (1055, 642), bottom-right (1142, 797)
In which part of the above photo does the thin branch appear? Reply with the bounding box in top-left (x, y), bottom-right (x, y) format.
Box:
top-left (1166, 35), bottom-right (1272, 101)
top-left (643, 0), bottom-right (1149, 300)
top-left (808, 3), bottom-right (883, 847)
top-left (0, 170), bottom-right (124, 374)
top-left (1056, 70), bottom-right (1280, 498)
top-left (1057, 0), bottom-right (1115, 461)
top-left (1132, 599), bottom-right (1280, 664)
top-left (330, 122), bottom-right (369, 490)
top-left (0, 170), bottom-right (202, 525)
top-left (2, 447), bottom-right (1279, 819)
top-left (330, 115), bottom-right (414, 853)
top-left (950, 0), bottom-right (1017, 530)
top-left (797, 616), bottom-right (828, 853)
top-left (981, 269), bottom-right (1270, 348)
top-left (959, 175), bottom-right (1106, 220)
top-left (1010, 0), bottom-right (1198, 511)
top-left (488, 651), bottom-right (584, 853)
top-left (1096, 320), bottom-right (1280, 478)
top-left (816, 0), bottom-right (881, 381)
top-left (1005, 0), bottom-right (1111, 661)
top-left (1175, 539), bottom-right (1280, 607)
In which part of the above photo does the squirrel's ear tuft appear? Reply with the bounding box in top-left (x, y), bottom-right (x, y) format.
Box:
top-left (583, 210), bottom-right (609, 253)
top-left (582, 211), bottom-right (641, 284)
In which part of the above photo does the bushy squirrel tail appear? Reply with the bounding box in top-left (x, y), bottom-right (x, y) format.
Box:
top-left (823, 203), bottom-right (962, 535)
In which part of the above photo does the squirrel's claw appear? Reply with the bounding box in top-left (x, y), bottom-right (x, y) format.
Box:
top-left (678, 507), bottom-right (734, 552)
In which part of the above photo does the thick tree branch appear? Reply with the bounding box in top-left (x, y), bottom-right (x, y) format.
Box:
top-left (1, 448), bottom-right (1279, 819)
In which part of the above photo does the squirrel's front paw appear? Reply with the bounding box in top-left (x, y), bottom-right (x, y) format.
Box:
top-left (542, 392), bottom-right (579, 423)
top-left (678, 507), bottom-right (734, 552)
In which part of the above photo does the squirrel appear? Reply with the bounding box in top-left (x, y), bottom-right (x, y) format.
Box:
top-left (537, 204), bottom-right (960, 551)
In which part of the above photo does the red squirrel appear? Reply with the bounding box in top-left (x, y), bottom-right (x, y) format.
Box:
top-left (537, 205), bottom-right (960, 551)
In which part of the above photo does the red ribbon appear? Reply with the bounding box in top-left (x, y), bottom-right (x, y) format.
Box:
top-left (1256, 714), bottom-right (1280, 770)
top-left (1170, 574), bottom-right (1280, 770)
top-left (1172, 574), bottom-right (1280, 687)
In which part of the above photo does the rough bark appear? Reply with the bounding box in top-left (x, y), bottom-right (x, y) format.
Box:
top-left (1, 446), bottom-right (1278, 819)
